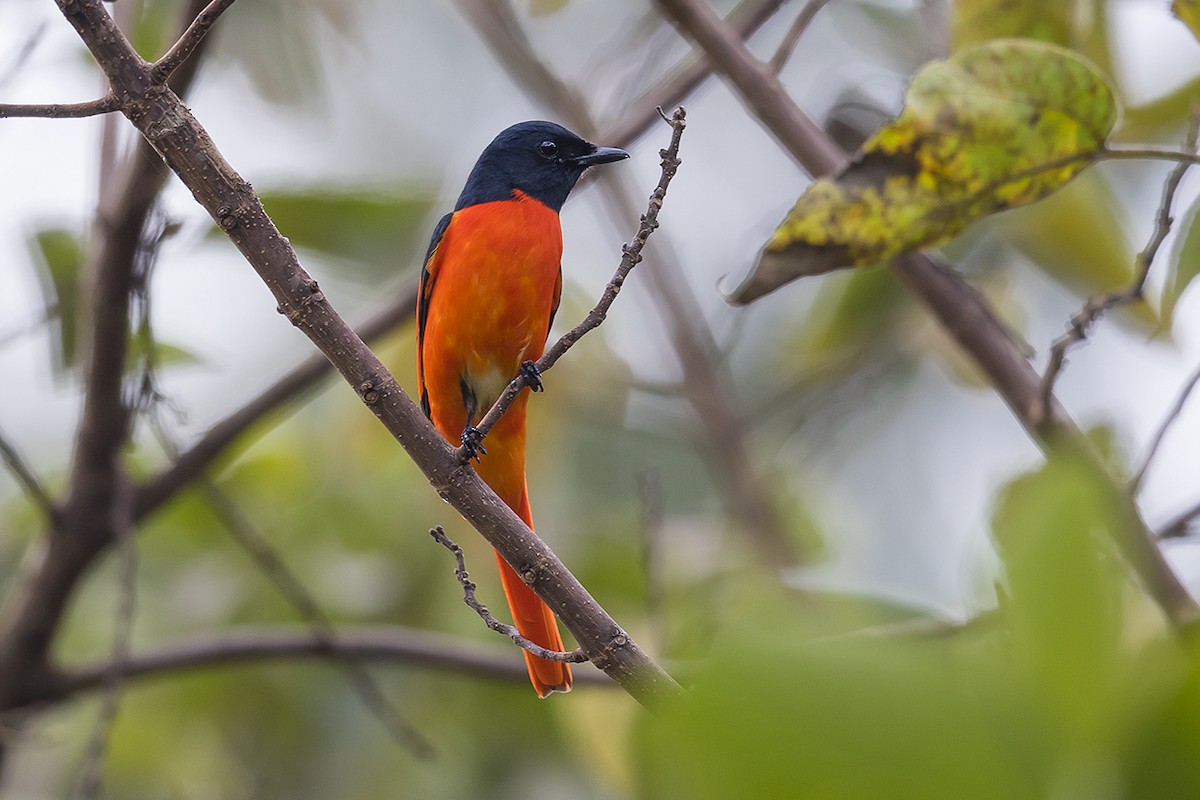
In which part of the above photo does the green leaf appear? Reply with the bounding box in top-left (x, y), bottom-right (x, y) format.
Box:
top-left (219, 187), bottom-right (433, 280)
top-left (732, 39), bottom-right (1117, 304)
top-left (27, 226), bottom-right (84, 375)
top-left (991, 454), bottom-right (1125, 739)
top-left (1162, 193), bottom-right (1200, 331)
top-left (1174, 0), bottom-right (1200, 43)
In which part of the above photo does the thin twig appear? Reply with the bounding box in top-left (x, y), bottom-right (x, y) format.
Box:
top-left (466, 107), bottom-right (686, 448)
top-left (1039, 115), bottom-right (1200, 414)
top-left (767, 0), bottom-right (834, 74)
top-left (0, 425), bottom-right (57, 520)
top-left (429, 528), bottom-right (587, 664)
top-left (0, 95), bottom-right (118, 119)
top-left (152, 0), bottom-right (239, 81)
top-left (1134, 358), bottom-right (1200, 491)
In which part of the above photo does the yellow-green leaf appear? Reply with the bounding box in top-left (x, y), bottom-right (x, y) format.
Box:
top-left (731, 39), bottom-right (1117, 305)
top-left (1174, 0), bottom-right (1200, 42)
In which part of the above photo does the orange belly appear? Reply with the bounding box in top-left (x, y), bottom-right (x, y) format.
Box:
top-left (419, 192), bottom-right (562, 448)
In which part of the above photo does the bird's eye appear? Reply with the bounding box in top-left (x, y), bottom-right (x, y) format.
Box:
top-left (538, 141), bottom-right (558, 159)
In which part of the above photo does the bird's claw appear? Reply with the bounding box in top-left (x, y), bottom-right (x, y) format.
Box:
top-left (520, 360), bottom-right (544, 392)
top-left (460, 426), bottom-right (488, 462)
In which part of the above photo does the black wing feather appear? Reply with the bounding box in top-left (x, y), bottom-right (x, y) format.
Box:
top-left (417, 212), bottom-right (453, 418)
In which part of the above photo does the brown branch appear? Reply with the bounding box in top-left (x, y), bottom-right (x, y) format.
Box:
top-left (470, 108), bottom-right (685, 444)
top-left (152, 0), bottom-right (239, 81)
top-left (767, 0), bottom-right (834, 74)
top-left (1040, 118), bottom-right (1200, 411)
top-left (42, 0), bottom-right (679, 708)
top-left (652, 0), bottom-right (1199, 628)
top-left (1134, 358), bottom-right (1200, 491)
top-left (132, 285), bottom-right (418, 523)
top-left (43, 625), bottom-right (613, 702)
top-left (0, 95), bottom-right (118, 118)
top-left (430, 528), bottom-right (587, 664)
top-left (0, 425), bottom-right (57, 521)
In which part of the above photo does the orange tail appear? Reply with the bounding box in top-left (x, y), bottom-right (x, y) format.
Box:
top-left (494, 551), bottom-right (572, 697)
top-left (472, 407), bottom-right (572, 697)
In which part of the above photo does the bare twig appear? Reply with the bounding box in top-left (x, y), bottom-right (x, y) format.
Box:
top-left (430, 528), bottom-right (587, 664)
top-left (0, 95), bottom-right (118, 119)
top-left (0, 425), bottom-right (56, 520)
top-left (767, 0), bottom-right (834, 74)
top-left (468, 108), bottom-right (686, 446)
top-left (152, 0), bottom-right (239, 80)
top-left (1134, 359), bottom-right (1200, 491)
top-left (1040, 116), bottom-right (1200, 413)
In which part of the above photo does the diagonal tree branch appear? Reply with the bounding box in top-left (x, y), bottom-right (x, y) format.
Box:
top-left (39, 0), bottom-right (679, 708)
top-left (651, 0), bottom-right (1199, 628)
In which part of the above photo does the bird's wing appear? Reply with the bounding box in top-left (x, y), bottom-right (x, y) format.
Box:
top-left (417, 212), bottom-right (453, 418)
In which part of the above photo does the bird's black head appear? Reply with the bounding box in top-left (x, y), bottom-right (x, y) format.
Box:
top-left (455, 121), bottom-right (628, 212)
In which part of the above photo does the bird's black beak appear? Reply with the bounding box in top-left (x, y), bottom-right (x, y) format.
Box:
top-left (572, 146), bottom-right (629, 167)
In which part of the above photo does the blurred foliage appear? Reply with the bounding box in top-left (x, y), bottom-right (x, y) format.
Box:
top-left (1163, 194), bottom-right (1200, 332)
top-left (1176, 0), bottom-right (1200, 43)
top-left (635, 456), bottom-right (1198, 799)
top-left (738, 40), bottom-right (1117, 303)
top-left (250, 187), bottom-right (434, 282)
top-left (26, 226), bottom-right (83, 377)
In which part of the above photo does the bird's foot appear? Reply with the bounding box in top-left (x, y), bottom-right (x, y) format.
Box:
top-left (460, 426), bottom-right (488, 462)
top-left (520, 360), bottom-right (544, 392)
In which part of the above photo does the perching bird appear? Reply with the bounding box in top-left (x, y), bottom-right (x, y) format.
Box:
top-left (416, 121), bottom-right (628, 696)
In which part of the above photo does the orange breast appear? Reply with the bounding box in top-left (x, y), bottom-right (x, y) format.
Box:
top-left (419, 192), bottom-right (563, 437)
